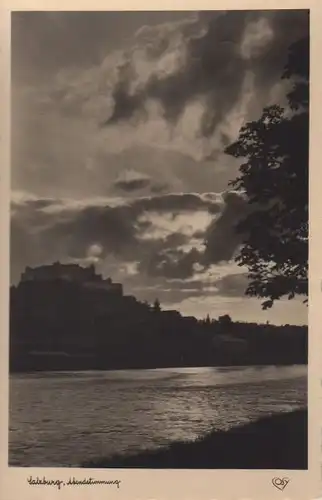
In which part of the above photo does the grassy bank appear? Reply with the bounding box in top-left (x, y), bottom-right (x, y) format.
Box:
top-left (83, 409), bottom-right (307, 469)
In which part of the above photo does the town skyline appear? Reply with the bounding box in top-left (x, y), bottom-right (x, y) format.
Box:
top-left (10, 259), bottom-right (307, 375)
top-left (12, 260), bottom-right (306, 326)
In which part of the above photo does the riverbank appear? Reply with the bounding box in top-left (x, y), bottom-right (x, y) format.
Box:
top-left (83, 409), bottom-right (307, 469)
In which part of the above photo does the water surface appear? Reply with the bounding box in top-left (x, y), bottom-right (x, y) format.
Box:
top-left (9, 365), bottom-right (307, 467)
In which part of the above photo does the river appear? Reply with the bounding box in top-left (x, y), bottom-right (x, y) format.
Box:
top-left (9, 364), bottom-right (307, 467)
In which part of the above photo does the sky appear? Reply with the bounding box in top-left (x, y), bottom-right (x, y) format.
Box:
top-left (11, 10), bottom-right (309, 325)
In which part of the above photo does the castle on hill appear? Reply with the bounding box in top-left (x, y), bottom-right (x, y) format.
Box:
top-left (9, 261), bottom-right (307, 371)
top-left (20, 262), bottom-right (123, 295)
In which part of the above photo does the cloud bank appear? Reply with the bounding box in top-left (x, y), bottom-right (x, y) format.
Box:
top-left (11, 190), bottom-right (250, 302)
top-left (41, 10), bottom-right (308, 162)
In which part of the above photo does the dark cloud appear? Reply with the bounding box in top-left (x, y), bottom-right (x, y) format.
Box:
top-left (10, 198), bottom-right (135, 283)
top-left (10, 190), bottom-right (257, 308)
top-left (10, 190), bottom-right (250, 285)
top-left (137, 246), bottom-right (202, 280)
top-left (113, 170), bottom-right (170, 193)
top-left (10, 192), bottom-right (221, 282)
top-left (22, 199), bottom-right (55, 210)
top-left (108, 77), bottom-right (146, 125)
top-left (114, 177), bottom-right (151, 192)
top-left (104, 9), bottom-right (309, 146)
top-left (105, 11), bottom-right (248, 127)
top-left (204, 191), bottom-right (252, 264)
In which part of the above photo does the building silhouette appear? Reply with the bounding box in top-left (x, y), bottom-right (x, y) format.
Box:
top-left (9, 262), bottom-right (308, 372)
top-left (21, 262), bottom-right (123, 295)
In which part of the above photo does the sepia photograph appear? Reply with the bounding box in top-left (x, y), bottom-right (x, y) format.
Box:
top-left (9, 9), bottom-right (309, 470)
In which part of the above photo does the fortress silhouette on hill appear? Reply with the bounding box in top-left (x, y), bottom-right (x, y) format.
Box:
top-left (21, 262), bottom-right (123, 293)
top-left (21, 261), bottom-right (98, 281)
top-left (10, 263), bottom-right (308, 372)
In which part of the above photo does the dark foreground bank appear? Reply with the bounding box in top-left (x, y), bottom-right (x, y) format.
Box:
top-left (83, 409), bottom-right (307, 469)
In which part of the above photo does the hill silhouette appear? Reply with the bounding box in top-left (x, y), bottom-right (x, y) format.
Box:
top-left (10, 263), bottom-right (308, 372)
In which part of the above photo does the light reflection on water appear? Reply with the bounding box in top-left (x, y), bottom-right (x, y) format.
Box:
top-left (9, 365), bottom-right (307, 467)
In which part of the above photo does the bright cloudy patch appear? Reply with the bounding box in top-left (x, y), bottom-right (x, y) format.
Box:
top-left (240, 17), bottom-right (274, 60)
top-left (113, 169), bottom-right (151, 192)
top-left (193, 261), bottom-right (246, 282)
top-left (137, 210), bottom-right (213, 241)
top-left (167, 295), bottom-right (307, 325)
top-left (87, 243), bottom-right (103, 258)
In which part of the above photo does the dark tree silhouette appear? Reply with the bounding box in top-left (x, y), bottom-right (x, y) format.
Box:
top-left (218, 314), bottom-right (232, 328)
top-left (225, 37), bottom-right (309, 309)
top-left (153, 298), bottom-right (161, 313)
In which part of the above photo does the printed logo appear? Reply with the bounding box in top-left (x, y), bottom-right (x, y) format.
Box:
top-left (272, 477), bottom-right (289, 491)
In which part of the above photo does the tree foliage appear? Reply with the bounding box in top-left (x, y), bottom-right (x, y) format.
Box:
top-left (153, 298), bottom-right (161, 312)
top-left (225, 37), bottom-right (309, 309)
top-left (218, 314), bottom-right (232, 326)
